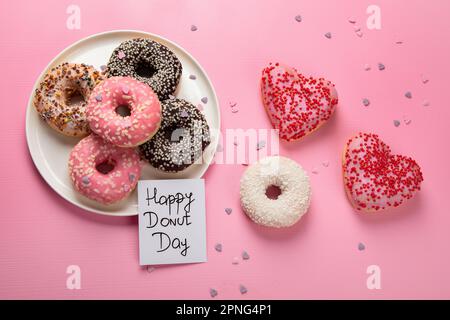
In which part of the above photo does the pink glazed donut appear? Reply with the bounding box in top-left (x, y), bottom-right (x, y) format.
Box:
top-left (69, 134), bottom-right (141, 205)
top-left (86, 76), bottom-right (161, 147)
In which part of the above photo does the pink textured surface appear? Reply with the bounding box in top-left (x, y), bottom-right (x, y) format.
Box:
top-left (1, 0), bottom-right (450, 299)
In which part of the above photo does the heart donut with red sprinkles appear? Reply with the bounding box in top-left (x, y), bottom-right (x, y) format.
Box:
top-left (343, 132), bottom-right (424, 212)
top-left (261, 62), bottom-right (338, 141)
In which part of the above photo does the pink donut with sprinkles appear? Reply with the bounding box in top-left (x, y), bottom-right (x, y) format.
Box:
top-left (86, 76), bottom-right (161, 147)
top-left (69, 134), bottom-right (141, 205)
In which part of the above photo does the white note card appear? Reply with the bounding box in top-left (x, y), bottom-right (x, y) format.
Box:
top-left (138, 179), bottom-right (207, 266)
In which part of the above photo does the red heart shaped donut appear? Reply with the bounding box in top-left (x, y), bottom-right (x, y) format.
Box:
top-left (343, 132), bottom-right (424, 212)
top-left (261, 62), bottom-right (338, 141)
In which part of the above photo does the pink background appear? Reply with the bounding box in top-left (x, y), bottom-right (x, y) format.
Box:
top-left (1, 0), bottom-right (450, 299)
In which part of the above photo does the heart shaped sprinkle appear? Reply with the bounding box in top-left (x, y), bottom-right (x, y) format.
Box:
top-left (358, 242), bottom-right (366, 251)
top-left (95, 94), bottom-right (102, 102)
top-left (122, 85), bottom-right (130, 94)
top-left (378, 63), bottom-right (385, 71)
top-left (214, 243), bottom-right (222, 252)
top-left (201, 97), bottom-right (208, 104)
top-left (118, 51), bottom-right (125, 59)
top-left (225, 208), bottom-right (232, 215)
top-left (239, 285), bottom-right (248, 294)
top-left (232, 257), bottom-right (239, 265)
top-left (325, 32), bottom-right (332, 39)
top-left (343, 132), bottom-right (423, 212)
top-left (209, 288), bottom-right (218, 298)
top-left (261, 63), bottom-right (338, 141)
top-left (295, 15), bottom-right (302, 22)
top-left (242, 251), bottom-right (250, 260)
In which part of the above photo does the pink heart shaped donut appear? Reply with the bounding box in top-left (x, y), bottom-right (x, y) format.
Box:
top-left (343, 132), bottom-right (424, 212)
top-left (261, 62), bottom-right (338, 141)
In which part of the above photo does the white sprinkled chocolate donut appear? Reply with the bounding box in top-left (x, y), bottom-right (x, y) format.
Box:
top-left (240, 156), bottom-right (311, 228)
top-left (68, 134), bottom-right (141, 205)
top-left (139, 98), bottom-right (211, 172)
top-left (33, 63), bottom-right (104, 137)
top-left (106, 38), bottom-right (182, 101)
top-left (86, 76), bottom-right (161, 147)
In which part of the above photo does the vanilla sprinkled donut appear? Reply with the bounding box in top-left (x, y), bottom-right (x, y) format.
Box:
top-left (86, 76), bottom-right (161, 147)
top-left (69, 134), bottom-right (142, 205)
top-left (240, 156), bottom-right (311, 228)
top-left (139, 98), bottom-right (211, 172)
top-left (33, 63), bottom-right (104, 137)
top-left (106, 38), bottom-right (182, 100)
top-left (343, 132), bottom-right (424, 212)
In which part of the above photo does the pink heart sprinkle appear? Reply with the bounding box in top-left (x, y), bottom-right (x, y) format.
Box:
top-left (122, 85), bottom-right (129, 94)
top-left (118, 51), bottom-right (125, 59)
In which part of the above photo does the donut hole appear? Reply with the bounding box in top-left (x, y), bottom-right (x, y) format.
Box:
top-left (135, 61), bottom-right (156, 79)
top-left (115, 104), bottom-right (132, 117)
top-left (265, 185), bottom-right (282, 200)
top-left (65, 88), bottom-right (85, 106)
top-left (95, 160), bottom-right (116, 175)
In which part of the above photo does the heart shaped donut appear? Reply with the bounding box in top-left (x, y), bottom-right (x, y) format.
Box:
top-left (343, 132), bottom-right (424, 212)
top-left (261, 62), bottom-right (338, 141)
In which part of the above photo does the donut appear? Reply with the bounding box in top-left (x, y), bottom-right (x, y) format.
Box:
top-left (139, 98), bottom-right (211, 172)
top-left (261, 62), bottom-right (338, 141)
top-left (86, 76), bottom-right (161, 147)
top-left (106, 38), bottom-right (182, 101)
top-left (33, 63), bottom-right (104, 137)
top-left (240, 156), bottom-right (311, 228)
top-left (68, 134), bottom-right (141, 205)
top-left (343, 132), bottom-right (424, 212)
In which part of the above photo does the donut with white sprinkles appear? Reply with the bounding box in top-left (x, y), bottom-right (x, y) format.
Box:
top-left (33, 62), bottom-right (104, 137)
top-left (139, 98), bottom-right (211, 172)
top-left (68, 134), bottom-right (142, 205)
top-left (86, 76), bottom-right (161, 147)
top-left (106, 38), bottom-right (182, 101)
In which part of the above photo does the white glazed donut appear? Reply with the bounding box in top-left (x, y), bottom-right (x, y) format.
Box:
top-left (240, 156), bottom-right (311, 228)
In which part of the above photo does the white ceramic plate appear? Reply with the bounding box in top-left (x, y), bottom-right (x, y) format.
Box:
top-left (26, 30), bottom-right (220, 216)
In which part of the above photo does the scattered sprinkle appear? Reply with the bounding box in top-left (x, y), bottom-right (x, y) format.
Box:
top-left (82, 176), bottom-right (90, 185)
top-left (209, 288), bottom-right (218, 298)
top-left (123, 184), bottom-right (130, 192)
top-left (95, 94), bottom-right (102, 102)
top-left (122, 85), bottom-right (129, 94)
top-left (201, 97), bottom-right (208, 104)
top-left (348, 17), bottom-right (357, 24)
top-left (358, 242), bottom-right (366, 251)
top-left (364, 64), bottom-right (371, 71)
top-left (189, 74), bottom-right (197, 80)
top-left (225, 208), bottom-right (232, 215)
top-left (421, 74), bottom-right (429, 84)
top-left (180, 110), bottom-right (189, 118)
top-left (324, 32), bottom-right (332, 39)
top-left (378, 63), bottom-right (385, 71)
top-left (190, 25), bottom-right (198, 32)
top-left (242, 251), bottom-right (250, 260)
top-left (403, 116), bottom-right (412, 125)
top-left (100, 65), bottom-right (107, 71)
top-left (362, 98), bottom-right (370, 107)
top-left (256, 140), bottom-right (266, 150)
top-left (214, 243), bottom-right (222, 252)
top-left (147, 266), bottom-right (156, 273)
top-left (239, 285), bottom-right (248, 294)
top-left (423, 100), bottom-right (430, 107)
top-left (353, 25), bottom-right (361, 32)
top-left (322, 161), bottom-right (330, 167)
top-left (393, 120), bottom-right (401, 127)
top-left (355, 30), bottom-right (363, 38)
top-left (295, 15), bottom-right (302, 22)
top-left (312, 167), bottom-right (319, 174)
top-left (117, 51), bottom-right (125, 59)
top-left (128, 173), bottom-right (136, 183)
top-left (405, 91), bottom-right (412, 99)
top-left (232, 257), bottom-right (239, 265)
top-left (395, 39), bottom-right (403, 45)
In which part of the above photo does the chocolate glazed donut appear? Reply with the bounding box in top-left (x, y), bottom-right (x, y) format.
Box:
top-left (106, 38), bottom-right (182, 101)
top-left (139, 98), bottom-right (211, 172)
